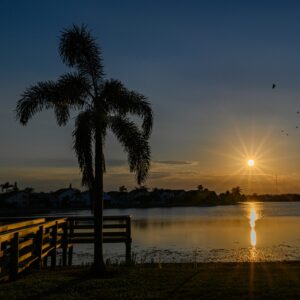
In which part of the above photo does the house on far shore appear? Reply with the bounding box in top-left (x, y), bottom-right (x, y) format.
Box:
top-left (81, 191), bottom-right (91, 207)
top-left (54, 185), bottom-right (83, 208)
top-left (29, 192), bottom-right (58, 208)
top-left (104, 192), bottom-right (112, 202)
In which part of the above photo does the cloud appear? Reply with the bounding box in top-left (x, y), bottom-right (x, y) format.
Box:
top-left (149, 172), bottom-right (171, 179)
top-left (4, 156), bottom-right (300, 194)
top-left (154, 160), bottom-right (196, 165)
top-left (0, 157), bottom-right (129, 168)
top-left (106, 159), bottom-right (127, 167)
top-left (0, 157), bottom-right (77, 168)
top-left (0, 156), bottom-right (198, 169)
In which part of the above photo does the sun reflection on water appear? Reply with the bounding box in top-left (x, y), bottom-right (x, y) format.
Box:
top-left (249, 206), bottom-right (258, 247)
top-left (247, 203), bottom-right (261, 260)
top-left (250, 228), bottom-right (256, 246)
top-left (246, 202), bottom-right (263, 261)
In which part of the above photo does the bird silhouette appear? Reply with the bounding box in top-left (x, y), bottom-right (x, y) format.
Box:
top-left (272, 83), bottom-right (276, 89)
top-left (297, 111), bottom-right (299, 114)
top-left (296, 126), bottom-right (298, 129)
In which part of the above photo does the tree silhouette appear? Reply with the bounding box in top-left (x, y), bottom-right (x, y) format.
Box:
top-left (24, 187), bottom-right (34, 194)
top-left (13, 182), bottom-right (19, 192)
top-left (197, 185), bottom-right (204, 191)
top-left (0, 182), bottom-right (15, 193)
top-left (231, 186), bottom-right (242, 196)
top-left (15, 25), bottom-right (153, 273)
top-left (231, 186), bottom-right (244, 201)
top-left (119, 185), bottom-right (127, 193)
top-left (134, 185), bottom-right (148, 192)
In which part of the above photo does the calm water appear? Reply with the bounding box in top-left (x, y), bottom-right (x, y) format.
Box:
top-left (50, 202), bottom-right (300, 264)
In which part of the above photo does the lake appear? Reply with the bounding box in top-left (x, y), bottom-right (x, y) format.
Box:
top-left (50, 202), bottom-right (300, 264)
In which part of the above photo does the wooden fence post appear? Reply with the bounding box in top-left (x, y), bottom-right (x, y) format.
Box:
top-left (36, 225), bottom-right (44, 269)
top-left (43, 227), bottom-right (49, 267)
top-left (68, 219), bottom-right (74, 266)
top-left (10, 232), bottom-right (19, 280)
top-left (125, 216), bottom-right (132, 265)
top-left (62, 221), bottom-right (68, 267)
top-left (51, 222), bottom-right (58, 268)
top-left (0, 241), bottom-right (3, 276)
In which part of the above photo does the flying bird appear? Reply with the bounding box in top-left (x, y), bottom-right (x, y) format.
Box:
top-left (297, 111), bottom-right (299, 114)
top-left (272, 83), bottom-right (276, 89)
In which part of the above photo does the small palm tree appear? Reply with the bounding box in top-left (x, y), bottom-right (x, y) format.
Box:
top-left (16, 25), bottom-right (153, 273)
top-left (0, 182), bottom-right (9, 193)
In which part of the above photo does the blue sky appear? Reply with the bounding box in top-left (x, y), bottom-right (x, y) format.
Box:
top-left (1, 1), bottom-right (300, 192)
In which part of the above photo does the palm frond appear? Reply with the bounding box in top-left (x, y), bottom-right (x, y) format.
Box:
top-left (59, 25), bottom-right (104, 89)
top-left (73, 110), bottom-right (95, 188)
top-left (16, 73), bottom-right (90, 126)
top-left (102, 79), bottom-right (153, 138)
top-left (54, 103), bottom-right (70, 126)
top-left (108, 115), bottom-right (151, 185)
top-left (16, 81), bottom-right (57, 125)
top-left (54, 73), bottom-right (90, 125)
top-left (56, 73), bottom-right (91, 106)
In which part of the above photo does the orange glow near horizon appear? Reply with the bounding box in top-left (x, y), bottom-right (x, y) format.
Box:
top-left (209, 127), bottom-right (285, 194)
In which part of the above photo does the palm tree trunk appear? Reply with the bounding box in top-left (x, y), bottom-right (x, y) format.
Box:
top-left (93, 117), bottom-right (106, 273)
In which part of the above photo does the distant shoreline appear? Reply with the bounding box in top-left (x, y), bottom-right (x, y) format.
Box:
top-left (4, 188), bottom-right (300, 214)
top-left (2, 199), bottom-right (300, 217)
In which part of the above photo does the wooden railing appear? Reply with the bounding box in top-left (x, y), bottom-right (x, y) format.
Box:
top-left (0, 215), bottom-right (132, 282)
top-left (66, 216), bottom-right (132, 265)
top-left (0, 218), bottom-right (67, 282)
top-left (0, 218), bottom-right (46, 233)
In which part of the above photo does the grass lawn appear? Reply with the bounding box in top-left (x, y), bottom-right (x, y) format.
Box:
top-left (2, 262), bottom-right (300, 299)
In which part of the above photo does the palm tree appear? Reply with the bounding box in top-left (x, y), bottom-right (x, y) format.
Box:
top-left (16, 25), bottom-right (153, 273)
top-left (0, 182), bottom-right (14, 193)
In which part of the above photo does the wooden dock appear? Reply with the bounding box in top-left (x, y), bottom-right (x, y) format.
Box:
top-left (0, 215), bottom-right (132, 282)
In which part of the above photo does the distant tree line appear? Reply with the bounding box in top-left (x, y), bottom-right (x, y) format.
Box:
top-left (0, 184), bottom-right (246, 210)
top-left (4, 183), bottom-right (300, 210)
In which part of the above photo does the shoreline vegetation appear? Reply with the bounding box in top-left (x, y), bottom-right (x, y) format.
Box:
top-left (2, 262), bottom-right (300, 299)
top-left (1, 184), bottom-right (300, 215)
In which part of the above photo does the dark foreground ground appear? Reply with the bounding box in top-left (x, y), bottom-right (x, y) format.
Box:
top-left (2, 262), bottom-right (300, 299)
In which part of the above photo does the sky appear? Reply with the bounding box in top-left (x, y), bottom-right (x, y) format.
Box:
top-left (1, 0), bottom-right (300, 193)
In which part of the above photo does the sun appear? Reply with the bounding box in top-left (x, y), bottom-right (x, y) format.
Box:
top-left (247, 159), bottom-right (255, 167)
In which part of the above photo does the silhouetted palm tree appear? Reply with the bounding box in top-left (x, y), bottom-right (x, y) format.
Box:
top-left (16, 25), bottom-right (153, 273)
top-left (0, 182), bottom-right (14, 193)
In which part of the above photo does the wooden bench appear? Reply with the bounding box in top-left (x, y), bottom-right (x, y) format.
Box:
top-left (66, 216), bottom-right (132, 265)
